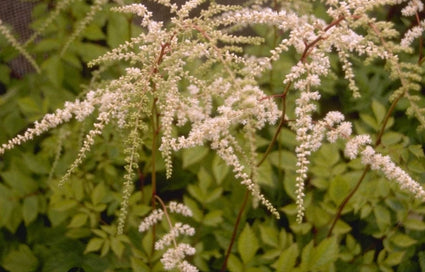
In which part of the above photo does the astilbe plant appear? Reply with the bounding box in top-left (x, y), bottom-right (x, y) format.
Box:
top-left (1, 0), bottom-right (425, 271)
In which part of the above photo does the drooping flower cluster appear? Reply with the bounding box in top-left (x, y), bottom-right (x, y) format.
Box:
top-left (292, 91), bottom-right (353, 222)
top-left (1, 1), bottom-right (284, 230)
top-left (345, 135), bottom-right (425, 201)
top-left (139, 201), bottom-right (197, 272)
top-left (0, 89), bottom-right (125, 157)
top-left (159, 78), bottom-right (281, 218)
top-left (266, 0), bottom-right (425, 222)
top-left (293, 91), bottom-right (321, 223)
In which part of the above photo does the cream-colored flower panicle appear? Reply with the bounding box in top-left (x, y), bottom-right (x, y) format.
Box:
top-left (345, 135), bottom-right (425, 201)
top-left (293, 91), bottom-right (353, 223)
top-left (139, 200), bottom-right (198, 272)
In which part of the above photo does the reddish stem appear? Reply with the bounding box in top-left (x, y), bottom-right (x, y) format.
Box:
top-left (220, 190), bottom-right (250, 272)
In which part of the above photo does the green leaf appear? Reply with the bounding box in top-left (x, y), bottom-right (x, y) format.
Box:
top-left (203, 210), bottom-right (223, 226)
top-left (68, 213), bottom-right (88, 228)
top-left (188, 184), bottom-right (205, 203)
top-left (205, 187), bottom-right (223, 203)
top-left (372, 100), bottom-right (386, 124)
top-left (227, 254), bottom-right (243, 272)
top-left (91, 183), bottom-right (106, 205)
top-left (142, 229), bottom-right (154, 256)
top-left (22, 153), bottom-right (50, 174)
top-left (283, 173), bottom-right (297, 200)
top-left (391, 233), bottom-right (417, 248)
top-left (272, 243), bottom-right (298, 271)
top-left (384, 251), bottom-right (404, 266)
top-left (3, 111), bottom-right (26, 136)
top-left (93, 229), bottom-right (108, 238)
top-left (66, 228), bottom-right (91, 239)
top-left (3, 244), bottom-right (39, 272)
top-left (269, 150), bottom-right (297, 171)
top-left (418, 251), bottom-right (425, 272)
top-left (403, 218), bottom-right (425, 231)
top-left (316, 144), bottom-right (340, 167)
top-left (332, 220), bottom-right (352, 235)
top-left (278, 229), bottom-right (289, 248)
top-left (278, 128), bottom-right (297, 147)
top-left (62, 52), bottom-right (82, 69)
top-left (377, 178), bottom-right (390, 198)
top-left (183, 196), bottom-right (203, 222)
top-left (111, 237), bottom-right (125, 258)
top-left (74, 42), bottom-right (108, 62)
top-left (290, 222), bottom-right (312, 235)
top-left (262, 249), bottom-right (281, 260)
top-left (83, 23), bottom-right (105, 40)
top-left (17, 96), bottom-right (44, 121)
top-left (212, 155), bottom-right (229, 184)
top-left (1, 170), bottom-right (38, 196)
top-left (360, 204), bottom-right (372, 219)
top-left (360, 113), bottom-right (378, 130)
top-left (47, 209), bottom-right (69, 227)
top-left (72, 179), bottom-right (85, 201)
top-left (42, 55), bottom-right (64, 87)
top-left (307, 205), bottom-right (331, 227)
top-left (259, 225), bottom-right (279, 247)
top-left (0, 196), bottom-right (12, 227)
top-left (33, 39), bottom-right (60, 52)
top-left (256, 161), bottom-right (274, 187)
top-left (107, 13), bottom-right (129, 48)
top-left (374, 204), bottom-right (391, 231)
top-left (409, 145), bottom-right (425, 158)
top-left (182, 146), bottom-right (209, 168)
top-left (131, 257), bottom-right (150, 272)
top-left (22, 196), bottom-right (38, 225)
top-left (51, 199), bottom-right (78, 211)
top-left (363, 250), bottom-right (375, 264)
top-left (238, 224), bottom-right (259, 264)
top-left (6, 202), bottom-right (22, 233)
top-left (0, 64), bottom-right (10, 84)
top-left (101, 239), bottom-right (110, 257)
top-left (300, 240), bottom-right (314, 271)
top-left (310, 237), bottom-right (338, 270)
top-left (198, 167), bottom-right (213, 192)
top-left (408, 160), bottom-right (425, 173)
top-left (281, 203), bottom-right (297, 215)
top-left (328, 175), bottom-right (351, 205)
top-left (381, 132), bottom-right (402, 146)
top-left (84, 237), bottom-right (104, 254)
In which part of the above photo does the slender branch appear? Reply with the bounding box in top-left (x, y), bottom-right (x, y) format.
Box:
top-left (147, 34), bottom-right (174, 252)
top-left (327, 20), bottom-right (410, 237)
top-left (327, 166), bottom-right (369, 237)
top-left (220, 190), bottom-right (250, 272)
top-left (150, 97), bottom-right (158, 255)
top-left (300, 16), bottom-right (345, 63)
top-left (151, 97), bottom-right (159, 205)
top-left (258, 15), bottom-right (349, 167)
top-left (154, 195), bottom-right (178, 248)
top-left (374, 93), bottom-right (403, 147)
top-left (257, 82), bottom-right (291, 167)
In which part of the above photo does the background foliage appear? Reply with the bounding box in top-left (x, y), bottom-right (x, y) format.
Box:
top-left (0, 0), bottom-right (425, 271)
